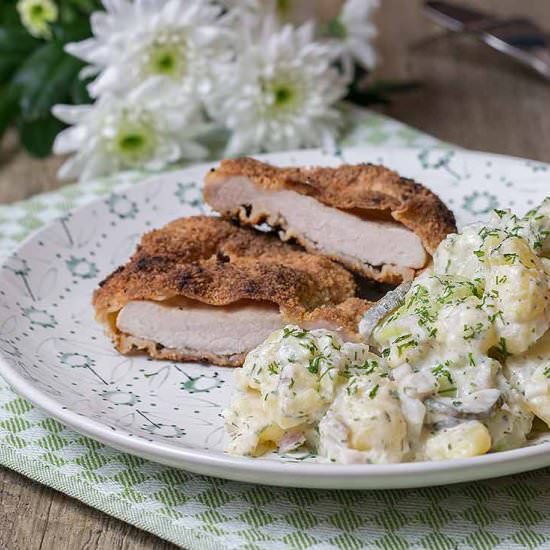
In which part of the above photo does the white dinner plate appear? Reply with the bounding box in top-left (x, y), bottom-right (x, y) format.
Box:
top-left (2, 145), bottom-right (550, 490)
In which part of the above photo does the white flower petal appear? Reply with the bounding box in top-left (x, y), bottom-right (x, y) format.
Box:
top-left (52, 104), bottom-right (91, 124)
top-left (53, 126), bottom-right (86, 154)
top-left (57, 153), bottom-right (88, 181)
top-left (65, 39), bottom-right (98, 63)
top-left (334, 0), bottom-right (379, 70)
top-left (71, 0), bottom-right (228, 98)
top-left (52, 80), bottom-right (210, 182)
top-left (208, 18), bottom-right (347, 155)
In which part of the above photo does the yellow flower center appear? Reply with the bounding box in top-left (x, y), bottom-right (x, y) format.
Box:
top-left (141, 31), bottom-right (188, 80)
top-left (105, 111), bottom-right (158, 167)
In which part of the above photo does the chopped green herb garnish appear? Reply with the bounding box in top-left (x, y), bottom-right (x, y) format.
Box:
top-left (283, 327), bottom-right (308, 339)
top-left (432, 364), bottom-right (453, 385)
top-left (393, 333), bottom-right (413, 343)
top-left (356, 359), bottom-right (378, 374)
top-left (307, 354), bottom-right (325, 375)
top-left (438, 387), bottom-right (457, 397)
top-left (490, 337), bottom-right (510, 362)
top-left (329, 336), bottom-right (341, 351)
top-left (503, 253), bottom-right (518, 264)
top-left (397, 339), bottom-right (418, 356)
top-left (463, 322), bottom-right (485, 341)
top-left (488, 310), bottom-right (504, 324)
top-left (267, 361), bottom-right (280, 375)
top-left (346, 378), bottom-right (358, 395)
top-left (368, 384), bottom-right (379, 399)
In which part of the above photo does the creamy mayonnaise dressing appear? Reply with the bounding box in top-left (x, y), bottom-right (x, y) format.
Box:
top-left (225, 198), bottom-right (550, 463)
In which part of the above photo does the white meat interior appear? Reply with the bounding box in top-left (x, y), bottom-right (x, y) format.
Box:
top-left (116, 298), bottom-right (282, 356)
top-left (209, 176), bottom-right (428, 270)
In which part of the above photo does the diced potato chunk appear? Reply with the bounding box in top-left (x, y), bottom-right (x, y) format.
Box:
top-left (424, 421), bottom-right (491, 460)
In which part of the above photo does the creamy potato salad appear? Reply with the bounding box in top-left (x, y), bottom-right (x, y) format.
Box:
top-left (225, 199), bottom-right (550, 463)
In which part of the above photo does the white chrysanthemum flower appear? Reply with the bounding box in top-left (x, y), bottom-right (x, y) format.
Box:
top-left (52, 77), bottom-right (211, 182)
top-left (66, 0), bottom-right (227, 99)
top-left (207, 18), bottom-right (348, 155)
top-left (327, 0), bottom-right (378, 73)
top-left (17, 0), bottom-right (58, 38)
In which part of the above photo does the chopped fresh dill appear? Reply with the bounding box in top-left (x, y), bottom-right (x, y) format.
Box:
top-left (346, 378), bottom-right (358, 395)
top-left (438, 387), bottom-right (457, 397)
top-left (490, 337), bottom-right (510, 362)
top-left (463, 322), bottom-right (484, 341)
top-left (395, 337), bottom-right (418, 357)
top-left (368, 384), bottom-right (380, 399)
top-left (329, 336), bottom-right (341, 351)
top-left (356, 359), bottom-right (378, 374)
top-left (488, 310), bottom-right (504, 324)
top-left (503, 253), bottom-right (518, 265)
top-left (393, 333), bottom-right (413, 343)
top-left (307, 353), bottom-right (325, 375)
top-left (283, 327), bottom-right (308, 339)
top-left (267, 361), bottom-right (280, 375)
top-left (432, 364), bottom-right (453, 385)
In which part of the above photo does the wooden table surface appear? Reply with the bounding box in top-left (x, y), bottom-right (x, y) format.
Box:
top-left (2, 1), bottom-right (550, 548)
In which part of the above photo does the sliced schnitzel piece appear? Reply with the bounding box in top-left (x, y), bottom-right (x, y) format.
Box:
top-left (93, 216), bottom-right (370, 366)
top-left (204, 158), bottom-right (457, 284)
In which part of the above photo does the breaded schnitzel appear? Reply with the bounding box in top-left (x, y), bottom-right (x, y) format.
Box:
top-left (204, 158), bottom-right (456, 284)
top-left (93, 216), bottom-right (371, 366)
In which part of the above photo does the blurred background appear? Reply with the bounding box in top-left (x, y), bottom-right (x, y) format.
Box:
top-left (1, 0), bottom-right (550, 203)
top-left (374, 0), bottom-right (550, 160)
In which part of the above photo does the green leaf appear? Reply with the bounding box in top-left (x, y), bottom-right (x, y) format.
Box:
top-left (0, 83), bottom-right (20, 140)
top-left (68, 0), bottom-right (103, 14)
top-left (13, 43), bottom-right (83, 120)
top-left (0, 28), bottom-right (42, 83)
top-left (57, 0), bottom-right (102, 25)
top-left (0, 27), bottom-right (41, 55)
top-left (51, 18), bottom-right (92, 44)
top-left (25, 54), bottom-right (82, 119)
top-left (12, 43), bottom-right (63, 92)
top-left (0, 3), bottom-right (23, 28)
top-left (70, 75), bottom-right (93, 105)
top-left (0, 54), bottom-right (24, 82)
top-left (17, 114), bottom-right (65, 158)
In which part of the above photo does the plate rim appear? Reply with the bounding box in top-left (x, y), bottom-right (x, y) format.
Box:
top-left (3, 144), bottom-right (550, 489)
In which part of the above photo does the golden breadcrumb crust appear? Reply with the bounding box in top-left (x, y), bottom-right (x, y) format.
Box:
top-left (93, 216), bottom-right (370, 365)
top-left (204, 157), bottom-right (456, 255)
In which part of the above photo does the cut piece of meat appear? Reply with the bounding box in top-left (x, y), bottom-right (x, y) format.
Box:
top-left (116, 298), bottom-right (282, 366)
top-left (93, 216), bottom-right (371, 366)
top-left (204, 157), bottom-right (457, 284)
